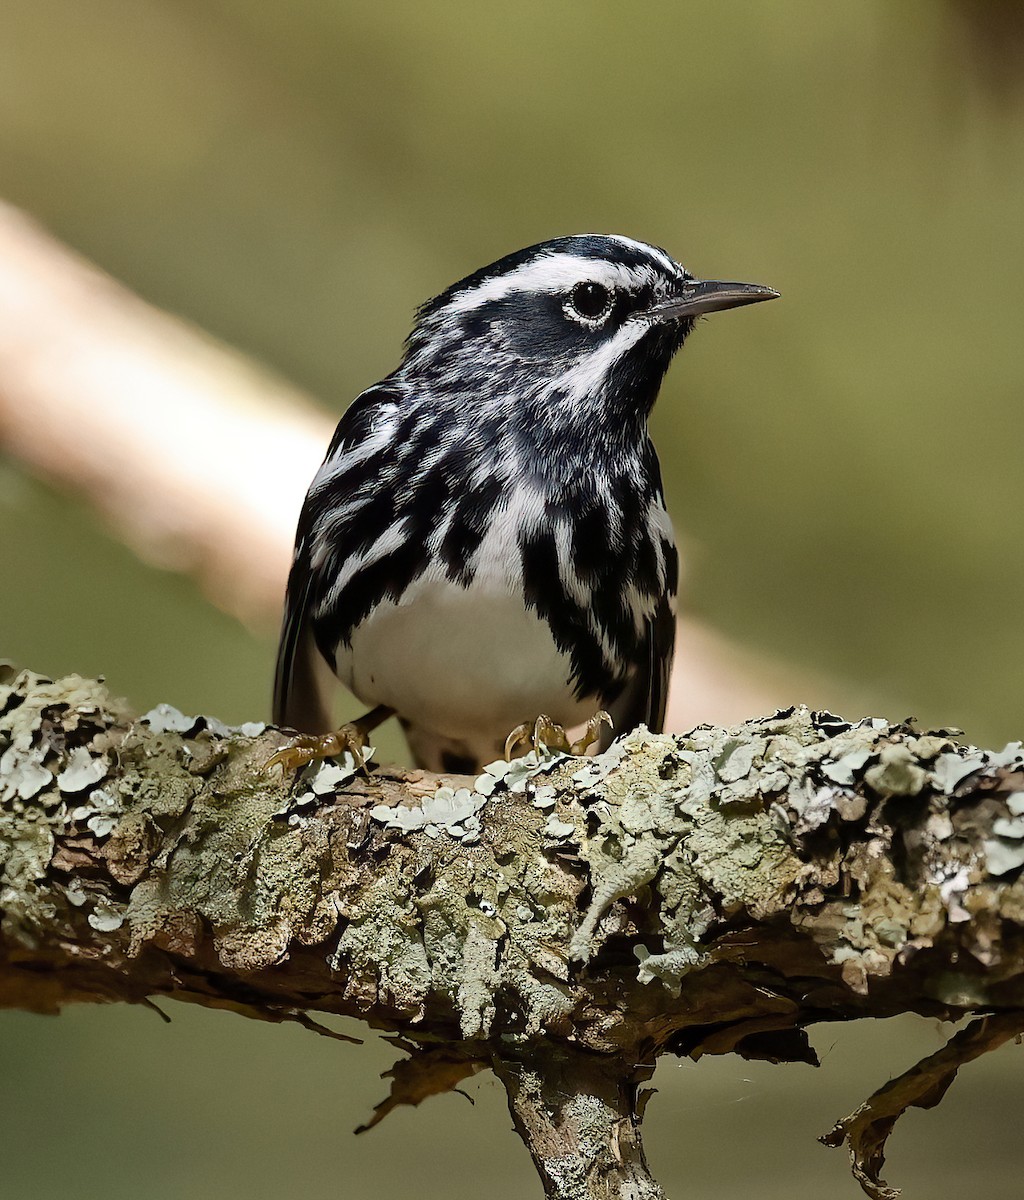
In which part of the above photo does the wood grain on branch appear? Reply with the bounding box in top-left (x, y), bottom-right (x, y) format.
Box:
top-left (3, 665), bottom-right (1024, 1199)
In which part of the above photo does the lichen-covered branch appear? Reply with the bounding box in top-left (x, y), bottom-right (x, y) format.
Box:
top-left (3, 665), bottom-right (1024, 1199)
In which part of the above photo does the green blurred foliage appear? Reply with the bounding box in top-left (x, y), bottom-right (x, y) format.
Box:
top-left (2, 2), bottom-right (1023, 1197)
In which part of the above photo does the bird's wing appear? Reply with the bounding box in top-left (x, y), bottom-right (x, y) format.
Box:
top-left (272, 382), bottom-right (403, 732)
top-left (603, 595), bottom-right (676, 748)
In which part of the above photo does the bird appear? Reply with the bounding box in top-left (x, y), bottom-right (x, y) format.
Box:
top-left (270, 234), bottom-right (777, 775)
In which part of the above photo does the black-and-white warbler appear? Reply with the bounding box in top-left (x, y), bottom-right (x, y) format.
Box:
top-left (271, 234), bottom-right (777, 774)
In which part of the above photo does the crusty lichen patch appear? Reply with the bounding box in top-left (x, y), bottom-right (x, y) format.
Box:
top-left (6, 670), bottom-right (1024, 1040)
top-left (5, 669), bottom-right (1024, 1018)
top-left (1, 667), bottom-right (121, 946)
top-left (8, 669), bottom-right (1024, 1200)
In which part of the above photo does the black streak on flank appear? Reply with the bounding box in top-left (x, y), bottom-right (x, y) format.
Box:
top-left (569, 500), bottom-right (612, 586)
top-left (633, 532), bottom-right (661, 598)
top-left (662, 539), bottom-right (679, 591)
top-left (313, 453), bottom-right (388, 537)
top-left (315, 534), bottom-right (429, 658)
top-left (339, 489), bottom-right (402, 559)
top-left (519, 525), bottom-right (617, 700)
top-left (441, 474), bottom-right (503, 584)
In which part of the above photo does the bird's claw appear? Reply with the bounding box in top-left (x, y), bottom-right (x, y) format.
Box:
top-left (571, 710), bottom-right (613, 755)
top-left (504, 722), bottom-right (532, 761)
top-left (504, 711), bottom-right (612, 760)
top-left (265, 724), bottom-right (371, 776)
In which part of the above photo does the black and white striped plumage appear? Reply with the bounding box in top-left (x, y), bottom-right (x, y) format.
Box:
top-left (273, 234), bottom-right (776, 772)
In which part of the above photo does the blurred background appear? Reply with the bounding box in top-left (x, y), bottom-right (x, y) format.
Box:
top-left (2, 2), bottom-right (1023, 1197)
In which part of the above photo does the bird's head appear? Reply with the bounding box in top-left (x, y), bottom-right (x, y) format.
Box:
top-left (401, 234), bottom-right (777, 438)
top-left (398, 231), bottom-right (773, 405)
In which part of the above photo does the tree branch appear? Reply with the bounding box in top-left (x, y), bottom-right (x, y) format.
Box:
top-left (0, 201), bottom-right (324, 624)
top-left (3, 664), bottom-right (1024, 1199)
top-left (492, 1048), bottom-right (664, 1200)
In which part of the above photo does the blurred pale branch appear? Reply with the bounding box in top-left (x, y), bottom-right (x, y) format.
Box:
top-left (0, 203), bottom-right (820, 733)
top-left (0, 202), bottom-right (324, 624)
top-left (3, 668), bottom-right (1024, 1200)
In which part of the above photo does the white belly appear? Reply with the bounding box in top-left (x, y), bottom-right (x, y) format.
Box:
top-left (335, 574), bottom-right (592, 745)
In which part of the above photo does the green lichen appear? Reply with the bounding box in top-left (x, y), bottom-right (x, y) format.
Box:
top-left (6, 671), bottom-right (1024, 1073)
top-left (124, 755), bottom-right (336, 969)
top-left (1, 669), bottom-right (120, 944)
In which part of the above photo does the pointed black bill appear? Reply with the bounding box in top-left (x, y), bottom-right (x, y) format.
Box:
top-left (649, 279), bottom-right (780, 321)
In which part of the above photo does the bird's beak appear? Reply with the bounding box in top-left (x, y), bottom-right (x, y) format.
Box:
top-left (648, 279), bottom-right (780, 321)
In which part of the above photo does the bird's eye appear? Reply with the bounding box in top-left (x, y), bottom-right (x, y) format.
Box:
top-left (566, 281), bottom-right (613, 323)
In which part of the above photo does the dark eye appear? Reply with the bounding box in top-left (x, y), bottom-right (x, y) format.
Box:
top-left (567, 281), bottom-right (612, 322)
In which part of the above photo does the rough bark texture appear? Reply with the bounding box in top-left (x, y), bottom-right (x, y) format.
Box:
top-left (3, 664), bottom-right (1024, 1198)
top-left (492, 1049), bottom-right (664, 1200)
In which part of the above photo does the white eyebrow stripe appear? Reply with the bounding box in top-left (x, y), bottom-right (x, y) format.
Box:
top-left (444, 254), bottom-right (651, 314)
top-left (607, 235), bottom-right (681, 278)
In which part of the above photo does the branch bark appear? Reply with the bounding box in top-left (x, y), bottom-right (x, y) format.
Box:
top-left (493, 1049), bottom-right (664, 1200)
top-left (4, 666), bottom-right (1024, 1197)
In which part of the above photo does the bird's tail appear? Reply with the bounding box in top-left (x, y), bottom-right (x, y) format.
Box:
top-left (272, 585), bottom-right (333, 733)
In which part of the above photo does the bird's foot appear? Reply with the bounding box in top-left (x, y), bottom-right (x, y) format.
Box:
top-left (571, 710), bottom-right (614, 754)
top-left (265, 727), bottom-right (370, 775)
top-left (266, 705), bottom-right (394, 776)
top-left (504, 711), bottom-right (612, 761)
